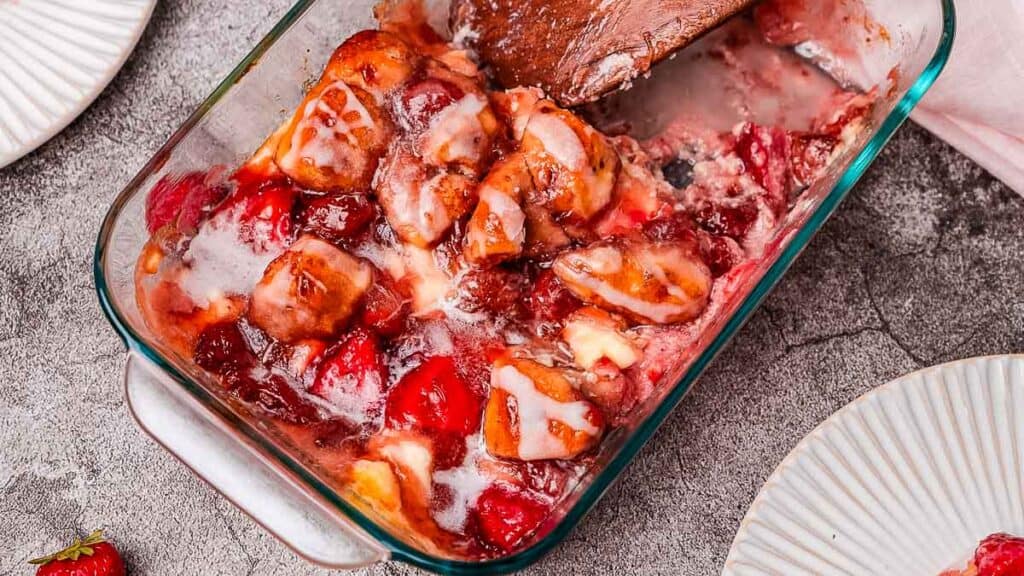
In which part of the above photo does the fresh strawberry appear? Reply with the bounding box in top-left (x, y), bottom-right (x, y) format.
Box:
top-left (145, 172), bottom-right (227, 234)
top-left (473, 486), bottom-right (548, 552)
top-left (310, 328), bottom-right (388, 420)
top-left (527, 269), bottom-right (581, 323)
top-left (385, 356), bottom-right (482, 436)
top-left (30, 530), bottom-right (125, 576)
top-left (974, 533), bottom-right (1024, 576)
top-left (734, 123), bottom-right (791, 215)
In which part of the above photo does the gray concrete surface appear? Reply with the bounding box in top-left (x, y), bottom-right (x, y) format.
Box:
top-left (1, 1), bottom-right (1022, 574)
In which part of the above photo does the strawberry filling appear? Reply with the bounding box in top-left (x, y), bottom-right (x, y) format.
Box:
top-left (133, 7), bottom-right (874, 560)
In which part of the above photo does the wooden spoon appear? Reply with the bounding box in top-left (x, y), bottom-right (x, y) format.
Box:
top-left (450, 0), bottom-right (755, 107)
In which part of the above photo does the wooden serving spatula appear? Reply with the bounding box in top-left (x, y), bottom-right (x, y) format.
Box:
top-left (450, 0), bottom-right (755, 107)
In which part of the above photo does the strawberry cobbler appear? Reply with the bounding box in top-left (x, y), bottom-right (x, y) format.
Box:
top-left (134, 4), bottom-right (874, 558)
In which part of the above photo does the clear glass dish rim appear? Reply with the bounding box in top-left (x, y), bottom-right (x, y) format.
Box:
top-left (93, 1), bottom-right (956, 573)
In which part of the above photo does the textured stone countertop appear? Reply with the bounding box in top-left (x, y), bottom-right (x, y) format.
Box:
top-left (1, 2), bottom-right (1022, 575)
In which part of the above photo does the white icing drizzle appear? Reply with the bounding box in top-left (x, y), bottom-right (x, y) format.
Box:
top-left (633, 248), bottom-right (697, 302)
top-left (478, 186), bottom-right (526, 243)
top-left (316, 363), bottom-right (383, 425)
top-left (280, 80), bottom-right (375, 171)
top-left (390, 172), bottom-right (452, 244)
top-left (431, 434), bottom-right (491, 533)
top-left (424, 94), bottom-right (486, 165)
top-left (554, 253), bottom-right (692, 325)
top-left (179, 208), bottom-right (282, 307)
top-left (526, 111), bottom-right (586, 170)
top-left (563, 317), bottom-right (639, 370)
top-left (492, 365), bottom-right (599, 460)
top-left (580, 245), bottom-right (623, 275)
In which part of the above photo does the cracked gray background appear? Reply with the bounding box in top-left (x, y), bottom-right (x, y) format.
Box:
top-left (1, 1), bottom-right (1022, 575)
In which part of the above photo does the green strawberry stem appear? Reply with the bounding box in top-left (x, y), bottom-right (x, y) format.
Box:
top-left (28, 529), bottom-right (106, 565)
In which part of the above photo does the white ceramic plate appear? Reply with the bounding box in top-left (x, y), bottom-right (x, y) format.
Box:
top-left (725, 355), bottom-right (1024, 576)
top-left (0, 0), bottom-right (156, 168)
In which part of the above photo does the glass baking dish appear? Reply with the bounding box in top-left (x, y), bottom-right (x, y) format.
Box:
top-left (94, 0), bottom-right (955, 573)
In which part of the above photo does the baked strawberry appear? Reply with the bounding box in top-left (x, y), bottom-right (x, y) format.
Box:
top-left (310, 328), bottom-right (388, 422)
top-left (359, 272), bottom-right (410, 337)
top-left (299, 193), bottom-right (376, 245)
top-left (456, 268), bottom-right (528, 317)
top-left (233, 183), bottom-right (298, 251)
top-left (733, 123), bottom-right (792, 215)
top-left (146, 172), bottom-right (199, 233)
top-left (235, 372), bottom-right (321, 425)
top-left (145, 171), bottom-right (227, 234)
top-left (643, 212), bottom-right (700, 244)
top-left (526, 269), bottom-right (581, 323)
top-left (473, 486), bottom-right (548, 552)
top-left (790, 132), bottom-right (838, 187)
top-left (30, 530), bottom-right (125, 576)
top-left (394, 77), bottom-right (466, 135)
top-left (385, 356), bottom-right (482, 436)
top-left (973, 533), bottom-right (1024, 576)
top-left (699, 232), bottom-right (744, 278)
top-left (193, 320), bottom-right (254, 374)
top-left (694, 201), bottom-right (759, 240)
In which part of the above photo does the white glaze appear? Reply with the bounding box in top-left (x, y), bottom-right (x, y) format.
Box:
top-left (526, 111), bottom-right (586, 170)
top-left (423, 94), bottom-right (486, 165)
top-left (389, 172), bottom-right (452, 245)
top-left (179, 209), bottom-right (282, 307)
top-left (478, 186), bottom-right (526, 243)
top-left (563, 316), bottom-right (639, 370)
top-left (378, 433), bottom-right (433, 497)
top-left (554, 253), bottom-right (692, 325)
top-left (431, 434), bottom-right (491, 533)
top-left (316, 364), bottom-right (384, 425)
top-left (279, 80), bottom-right (375, 172)
top-left (403, 244), bottom-right (451, 314)
top-left (492, 365), bottom-right (598, 460)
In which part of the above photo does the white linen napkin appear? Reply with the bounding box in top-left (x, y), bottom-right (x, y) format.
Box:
top-left (911, 0), bottom-right (1024, 194)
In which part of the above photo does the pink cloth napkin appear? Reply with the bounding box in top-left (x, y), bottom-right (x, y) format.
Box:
top-left (911, 0), bottom-right (1024, 194)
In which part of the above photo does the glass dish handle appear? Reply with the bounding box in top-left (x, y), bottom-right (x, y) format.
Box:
top-left (123, 352), bottom-right (388, 569)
